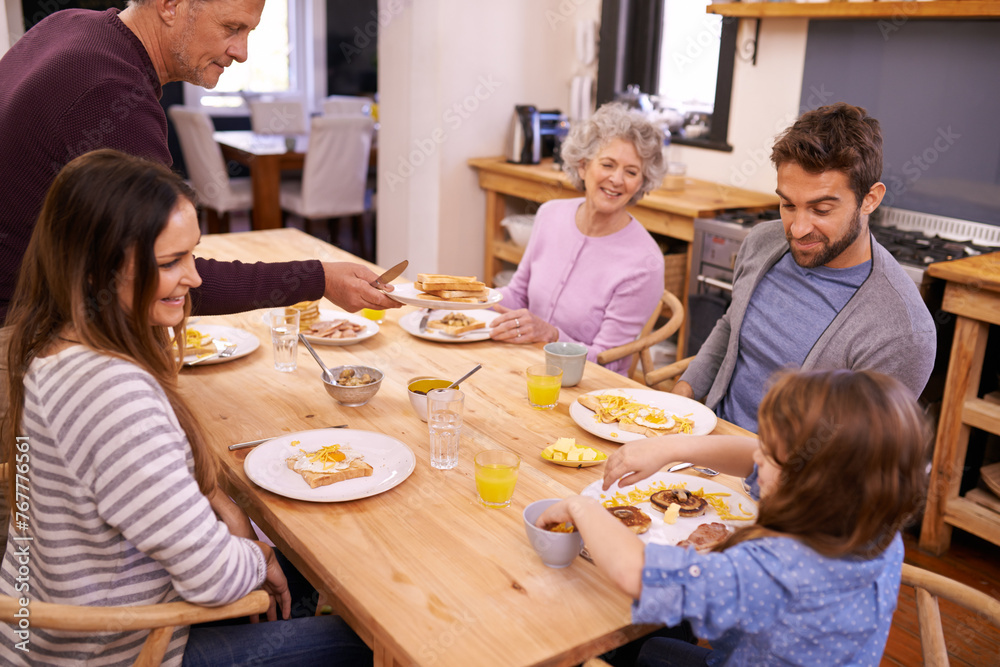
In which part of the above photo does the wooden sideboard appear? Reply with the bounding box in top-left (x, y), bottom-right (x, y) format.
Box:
top-left (920, 252), bottom-right (1000, 554)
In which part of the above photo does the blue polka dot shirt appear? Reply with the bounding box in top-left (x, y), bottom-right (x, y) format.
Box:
top-left (633, 532), bottom-right (903, 666)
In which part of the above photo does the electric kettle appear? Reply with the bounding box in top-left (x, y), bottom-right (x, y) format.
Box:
top-left (506, 105), bottom-right (540, 164)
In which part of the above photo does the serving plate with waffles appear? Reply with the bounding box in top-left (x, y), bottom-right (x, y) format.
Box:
top-left (570, 388), bottom-right (717, 443)
top-left (581, 471), bottom-right (757, 547)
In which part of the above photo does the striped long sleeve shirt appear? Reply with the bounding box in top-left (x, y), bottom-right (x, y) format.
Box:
top-left (0, 346), bottom-right (266, 666)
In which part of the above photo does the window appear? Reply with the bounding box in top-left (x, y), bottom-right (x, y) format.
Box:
top-left (184, 0), bottom-right (322, 114)
top-left (597, 0), bottom-right (736, 151)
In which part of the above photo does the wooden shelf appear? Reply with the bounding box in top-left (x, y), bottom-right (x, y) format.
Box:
top-left (707, 2), bottom-right (1000, 19)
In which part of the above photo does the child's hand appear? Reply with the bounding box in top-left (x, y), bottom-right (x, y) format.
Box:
top-left (603, 438), bottom-right (679, 490)
top-left (535, 498), bottom-right (576, 529)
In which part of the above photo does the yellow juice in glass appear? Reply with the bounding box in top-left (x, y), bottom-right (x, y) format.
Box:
top-left (525, 365), bottom-right (562, 409)
top-left (475, 464), bottom-right (519, 507)
top-left (361, 308), bottom-right (384, 323)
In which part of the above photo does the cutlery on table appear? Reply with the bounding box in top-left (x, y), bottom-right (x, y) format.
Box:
top-left (369, 260), bottom-right (408, 292)
top-left (229, 424), bottom-right (349, 451)
top-left (186, 342), bottom-right (238, 366)
top-left (418, 308), bottom-right (433, 333)
top-left (667, 462), bottom-right (720, 476)
top-left (298, 334), bottom-right (335, 381)
top-left (447, 363), bottom-right (483, 389)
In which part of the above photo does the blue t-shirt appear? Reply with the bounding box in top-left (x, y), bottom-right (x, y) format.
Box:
top-left (718, 253), bottom-right (871, 432)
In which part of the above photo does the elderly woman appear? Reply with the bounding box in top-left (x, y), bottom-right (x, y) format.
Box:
top-left (491, 103), bottom-right (667, 375)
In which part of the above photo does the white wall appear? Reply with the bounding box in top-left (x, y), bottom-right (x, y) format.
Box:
top-left (378, 0), bottom-right (601, 278)
top-left (2, 0), bottom-right (24, 55)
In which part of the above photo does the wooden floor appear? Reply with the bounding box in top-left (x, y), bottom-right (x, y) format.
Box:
top-left (882, 528), bottom-right (1000, 666)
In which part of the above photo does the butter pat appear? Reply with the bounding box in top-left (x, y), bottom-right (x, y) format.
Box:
top-left (663, 503), bottom-right (681, 524)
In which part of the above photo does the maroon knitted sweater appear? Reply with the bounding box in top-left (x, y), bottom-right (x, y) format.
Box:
top-left (0, 9), bottom-right (325, 321)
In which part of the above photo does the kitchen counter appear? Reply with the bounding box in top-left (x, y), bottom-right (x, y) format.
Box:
top-left (920, 252), bottom-right (1000, 554)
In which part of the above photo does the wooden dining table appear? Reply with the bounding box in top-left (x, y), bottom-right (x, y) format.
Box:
top-left (213, 131), bottom-right (306, 230)
top-left (182, 228), bottom-right (755, 667)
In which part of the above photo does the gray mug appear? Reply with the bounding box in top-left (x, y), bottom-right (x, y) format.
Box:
top-left (543, 342), bottom-right (588, 387)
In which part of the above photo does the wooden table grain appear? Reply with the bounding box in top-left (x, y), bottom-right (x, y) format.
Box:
top-left (183, 228), bottom-right (754, 667)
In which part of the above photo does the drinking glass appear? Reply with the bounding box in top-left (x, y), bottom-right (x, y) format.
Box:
top-left (427, 388), bottom-right (463, 470)
top-left (361, 308), bottom-right (385, 324)
top-left (474, 450), bottom-right (520, 508)
top-left (267, 308), bottom-right (300, 372)
top-left (525, 364), bottom-right (563, 409)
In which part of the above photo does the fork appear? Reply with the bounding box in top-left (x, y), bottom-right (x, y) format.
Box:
top-left (187, 342), bottom-right (238, 366)
top-left (417, 308), bottom-right (433, 333)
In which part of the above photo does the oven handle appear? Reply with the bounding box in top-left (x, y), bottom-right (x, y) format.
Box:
top-left (696, 275), bottom-right (734, 293)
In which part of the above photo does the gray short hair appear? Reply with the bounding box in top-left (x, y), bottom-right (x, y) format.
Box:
top-left (560, 103), bottom-right (667, 205)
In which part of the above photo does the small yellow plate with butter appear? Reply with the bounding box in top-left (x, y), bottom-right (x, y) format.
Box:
top-left (541, 438), bottom-right (608, 468)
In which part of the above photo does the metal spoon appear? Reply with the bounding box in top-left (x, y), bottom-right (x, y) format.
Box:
top-left (298, 333), bottom-right (334, 382)
top-left (667, 462), bottom-right (720, 476)
top-left (447, 363), bottom-right (482, 389)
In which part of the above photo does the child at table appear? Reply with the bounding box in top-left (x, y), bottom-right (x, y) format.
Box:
top-left (0, 150), bottom-right (371, 667)
top-left (537, 369), bottom-right (929, 666)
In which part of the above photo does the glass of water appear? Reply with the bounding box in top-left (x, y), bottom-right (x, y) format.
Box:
top-left (267, 308), bottom-right (300, 372)
top-left (427, 388), bottom-right (463, 470)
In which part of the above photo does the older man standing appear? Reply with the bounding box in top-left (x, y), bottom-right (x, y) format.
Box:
top-left (0, 0), bottom-right (397, 322)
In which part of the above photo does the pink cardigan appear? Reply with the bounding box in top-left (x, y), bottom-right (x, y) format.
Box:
top-left (498, 198), bottom-right (664, 375)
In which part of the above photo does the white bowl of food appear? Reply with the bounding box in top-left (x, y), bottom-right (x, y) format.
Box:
top-left (322, 365), bottom-right (383, 407)
top-left (523, 499), bottom-right (584, 568)
top-left (501, 214), bottom-right (535, 248)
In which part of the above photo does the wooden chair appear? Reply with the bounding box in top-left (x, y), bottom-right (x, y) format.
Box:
top-left (900, 562), bottom-right (1000, 666)
top-left (0, 591), bottom-right (270, 667)
top-left (597, 289), bottom-right (685, 388)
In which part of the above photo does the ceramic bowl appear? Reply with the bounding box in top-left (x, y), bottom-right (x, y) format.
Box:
top-left (501, 214), bottom-right (535, 248)
top-left (522, 498), bottom-right (584, 568)
top-left (321, 365), bottom-right (383, 407)
top-left (406, 376), bottom-right (454, 422)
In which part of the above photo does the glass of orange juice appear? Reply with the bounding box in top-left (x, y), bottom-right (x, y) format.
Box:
top-left (361, 308), bottom-right (384, 324)
top-left (525, 364), bottom-right (563, 410)
top-left (474, 450), bottom-right (520, 508)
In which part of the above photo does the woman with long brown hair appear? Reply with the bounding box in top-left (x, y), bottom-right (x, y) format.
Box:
top-left (538, 369), bottom-right (930, 666)
top-left (0, 150), bottom-right (370, 666)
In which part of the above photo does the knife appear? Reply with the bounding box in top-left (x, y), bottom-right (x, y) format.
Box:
top-left (370, 260), bottom-right (408, 292)
top-left (228, 424), bottom-right (349, 451)
top-left (418, 307), bottom-right (433, 333)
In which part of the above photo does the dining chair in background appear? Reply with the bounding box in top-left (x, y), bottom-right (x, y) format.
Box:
top-left (598, 289), bottom-right (686, 389)
top-left (249, 98), bottom-right (309, 135)
top-left (279, 115), bottom-right (376, 261)
top-left (167, 106), bottom-right (253, 234)
top-left (321, 95), bottom-right (372, 116)
top-left (0, 590), bottom-right (269, 667)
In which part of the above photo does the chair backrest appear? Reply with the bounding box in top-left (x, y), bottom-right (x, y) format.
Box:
top-left (249, 99), bottom-right (308, 135)
top-left (901, 563), bottom-right (1000, 666)
top-left (596, 289), bottom-right (685, 383)
top-left (167, 106), bottom-right (244, 213)
top-left (0, 591), bottom-right (269, 666)
top-left (322, 95), bottom-right (372, 116)
top-left (298, 115), bottom-right (374, 218)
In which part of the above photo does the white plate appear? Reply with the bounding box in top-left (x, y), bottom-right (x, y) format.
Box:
top-left (386, 282), bottom-right (503, 310)
top-left (398, 309), bottom-right (500, 343)
top-left (581, 471), bottom-right (757, 546)
top-left (569, 388), bottom-right (717, 443)
top-left (243, 429), bottom-right (416, 502)
top-left (182, 324), bottom-right (260, 366)
top-left (301, 310), bottom-right (379, 346)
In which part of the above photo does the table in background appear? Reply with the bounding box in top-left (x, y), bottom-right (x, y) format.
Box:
top-left (468, 157), bottom-right (780, 358)
top-left (920, 252), bottom-right (1000, 554)
top-left (214, 131), bottom-right (306, 230)
top-left (184, 228), bottom-right (754, 667)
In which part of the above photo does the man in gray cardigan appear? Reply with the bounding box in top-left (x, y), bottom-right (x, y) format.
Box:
top-left (675, 103), bottom-right (936, 433)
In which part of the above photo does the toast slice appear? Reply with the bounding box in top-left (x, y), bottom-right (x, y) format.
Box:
top-left (426, 319), bottom-right (486, 335)
top-left (416, 273), bottom-right (479, 284)
top-left (286, 457), bottom-right (373, 489)
top-left (415, 280), bottom-right (487, 292)
top-left (421, 288), bottom-right (489, 299)
top-left (419, 294), bottom-right (488, 303)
